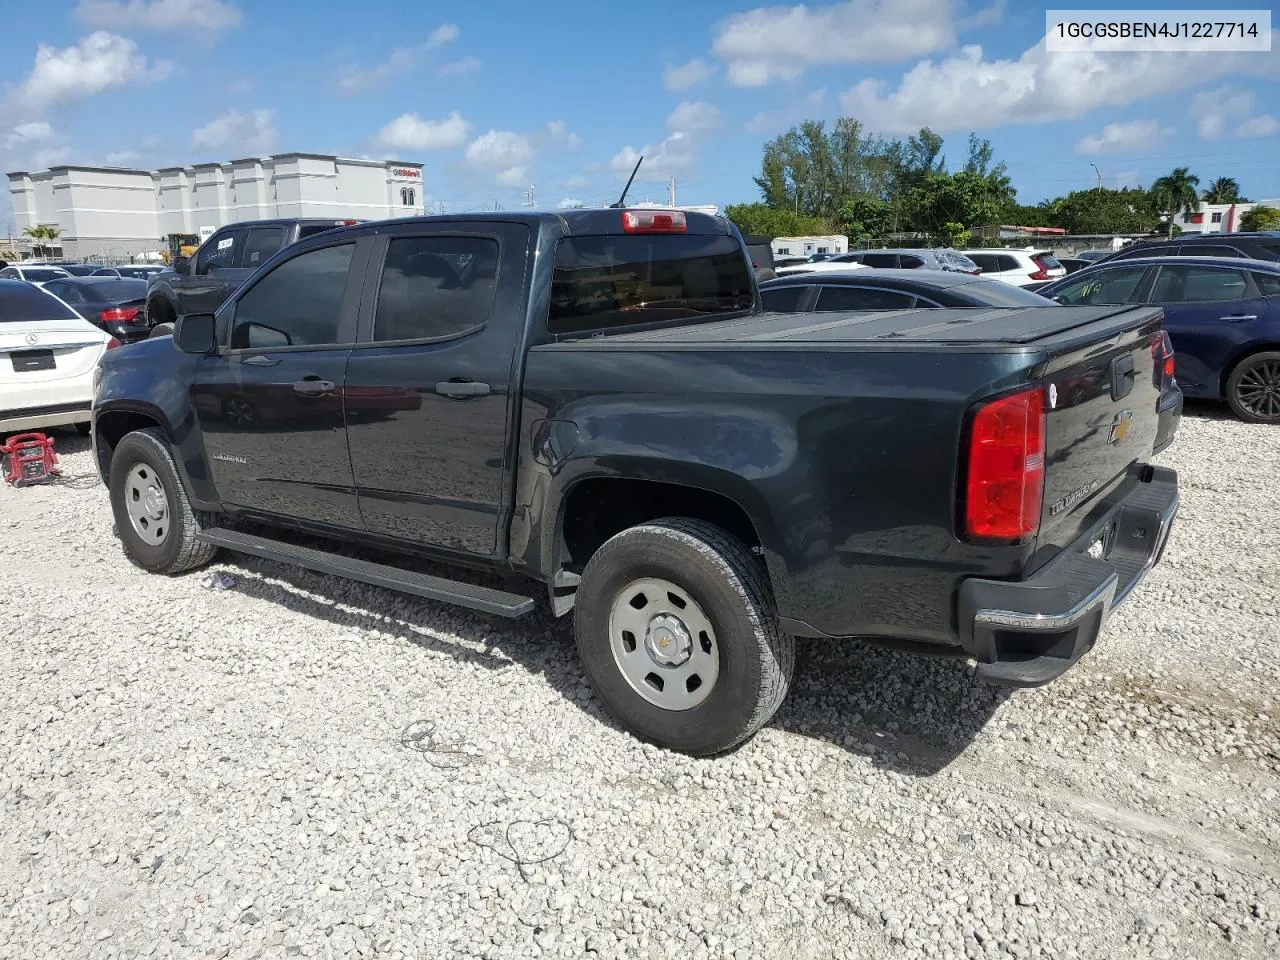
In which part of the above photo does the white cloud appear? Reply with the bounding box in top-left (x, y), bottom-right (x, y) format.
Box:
top-left (75, 0), bottom-right (242, 33)
top-left (338, 24), bottom-right (460, 94)
top-left (1075, 119), bottom-right (1172, 155)
top-left (543, 120), bottom-right (582, 151)
top-left (32, 146), bottom-right (72, 168)
top-left (664, 58), bottom-right (714, 91)
top-left (558, 198), bottom-right (585, 209)
top-left (667, 101), bottom-right (722, 135)
top-left (610, 131), bottom-right (696, 179)
top-left (106, 149), bottom-right (141, 165)
top-left (373, 111), bottom-right (470, 151)
top-left (5, 121), bottom-right (55, 150)
top-left (1189, 86), bottom-right (1280, 140)
top-left (839, 41), bottom-right (1268, 134)
top-left (426, 24), bottom-right (459, 49)
top-left (191, 108), bottom-right (277, 153)
top-left (11, 32), bottom-right (172, 113)
top-left (439, 56), bottom-right (481, 77)
top-left (466, 130), bottom-right (535, 186)
top-left (1237, 114), bottom-right (1280, 138)
top-left (713, 0), bottom-right (957, 87)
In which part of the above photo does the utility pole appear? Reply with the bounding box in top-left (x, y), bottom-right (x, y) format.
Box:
top-left (523, 184), bottom-right (536, 208)
top-left (1090, 163), bottom-right (1102, 193)
top-left (668, 176), bottom-right (677, 207)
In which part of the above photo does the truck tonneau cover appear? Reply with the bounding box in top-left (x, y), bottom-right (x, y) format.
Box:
top-left (600, 305), bottom-right (1164, 346)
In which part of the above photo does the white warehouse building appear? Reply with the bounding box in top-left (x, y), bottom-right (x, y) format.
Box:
top-left (7, 153), bottom-right (425, 260)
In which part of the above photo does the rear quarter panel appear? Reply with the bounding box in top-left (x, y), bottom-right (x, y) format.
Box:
top-left (514, 342), bottom-right (1043, 643)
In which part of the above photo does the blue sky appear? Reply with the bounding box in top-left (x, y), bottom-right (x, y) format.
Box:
top-left (2, 0), bottom-right (1279, 231)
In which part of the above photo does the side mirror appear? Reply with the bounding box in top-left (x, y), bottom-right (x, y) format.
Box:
top-left (173, 313), bottom-right (216, 354)
top-left (172, 256), bottom-right (190, 275)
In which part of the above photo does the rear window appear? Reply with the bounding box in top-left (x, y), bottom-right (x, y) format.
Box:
top-left (22, 268), bottom-right (69, 282)
top-left (860, 253), bottom-right (898, 268)
top-left (548, 234), bottom-right (754, 335)
top-left (83, 280), bottom-right (146, 301)
top-left (0, 282), bottom-right (80, 322)
top-left (1035, 254), bottom-right (1063, 270)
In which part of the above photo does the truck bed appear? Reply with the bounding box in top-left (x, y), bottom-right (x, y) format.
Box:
top-left (592, 305), bottom-right (1163, 348)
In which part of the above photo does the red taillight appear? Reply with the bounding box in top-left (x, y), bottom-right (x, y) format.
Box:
top-left (621, 209), bottom-right (687, 234)
top-left (1028, 257), bottom-right (1052, 281)
top-left (964, 387), bottom-right (1045, 540)
top-left (1151, 331), bottom-right (1175, 388)
top-left (101, 307), bottom-right (139, 323)
top-left (105, 337), bottom-right (122, 350)
top-left (335, 219), bottom-right (358, 226)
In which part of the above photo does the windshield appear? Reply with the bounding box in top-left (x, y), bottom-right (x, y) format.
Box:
top-left (0, 282), bottom-right (80, 322)
top-left (548, 234), bottom-right (754, 335)
top-left (22, 268), bottom-right (69, 282)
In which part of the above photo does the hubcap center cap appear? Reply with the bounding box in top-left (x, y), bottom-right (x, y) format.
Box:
top-left (143, 486), bottom-right (164, 517)
top-left (645, 614), bottom-right (692, 667)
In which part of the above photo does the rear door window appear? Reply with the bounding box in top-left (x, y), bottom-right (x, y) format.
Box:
top-left (242, 226), bottom-right (288, 270)
top-left (759, 286), bottom-right (807, 312)
top-left (815, 285), bottom-right (916, 311)
top-left (968, 254), bottom-right (997, 272)
top-left (898, 255), bottom-right (925, 269)
top-left (548, 234), bottom-right (754, 335)
top-left (372, 235), bottom-right (499, 342)
top-left (1151, 265), bottom-right (1249, 302)
top-left (996, 255), bottom-right (1022, 272)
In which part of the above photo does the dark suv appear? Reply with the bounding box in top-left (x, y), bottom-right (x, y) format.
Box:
top-left (145, 218), bottom-right (359, 326)
top-left (1099, 233), bottom-right (1280, 265)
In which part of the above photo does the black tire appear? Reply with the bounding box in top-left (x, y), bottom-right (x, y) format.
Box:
top-left (75, 423), bottom-right (92, 437)
top-left (146, 296), bottom-right (174, 329)
top-left (109, 428), bottom-right (219, 574)
top-left (149, 322), bottom-right (174, 339)
top-left (574, 518), bottom-right (793, 756)
top-left (1225, 351), bottom-right (1280, 424)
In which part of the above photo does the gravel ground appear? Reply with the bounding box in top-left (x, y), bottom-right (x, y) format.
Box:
top-left (2, 406), bottom-right (1278, 960)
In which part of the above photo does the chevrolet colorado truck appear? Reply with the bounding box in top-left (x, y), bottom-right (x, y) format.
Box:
top-left (92, 209), bottom-right (1182, 755)
top-left (144, 218), bottom-right (360, 328)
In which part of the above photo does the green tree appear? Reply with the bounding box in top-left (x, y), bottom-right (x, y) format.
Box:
top-left (1052, 188), bottom-right (1159, 235)
top-left (753, 118), bottom-right (894, 220)
top-left (901, 170), bottom-right (1015, 243)
top-left (22, 224), bottom-right (61, 257)
top-left (1150, 167), bottom-right (1200, 238)
top-left (1201, 177), bottom-right (1243, 204)
top-left (723, 202), bottom-right (829, 239)
top-left (838, 195), bottom-right (894, 240)
top-left (1239, 205), bottom-right (1280, 231)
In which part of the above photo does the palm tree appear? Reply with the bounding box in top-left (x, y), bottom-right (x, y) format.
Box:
top-left (1150, 168), bottom-right (1200, 238)
top-left (1201, 177), bottom-right (1242, 204)
top-left (21, 224), bottom-right (62, 257)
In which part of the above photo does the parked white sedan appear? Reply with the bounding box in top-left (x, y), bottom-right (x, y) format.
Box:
top-left (0, 264), bottom-right (73, 287)
top-left (0, 278), bottom-right (116, 433)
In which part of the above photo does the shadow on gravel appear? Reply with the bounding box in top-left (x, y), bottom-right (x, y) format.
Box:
top-left (1179, 399), bottom-right (1235, 422)
top-left (773, 639), bottom-right (1012, 777)
top-left (207, 543), bottom-right (1009, 774)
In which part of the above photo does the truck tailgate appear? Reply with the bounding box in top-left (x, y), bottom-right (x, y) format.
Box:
top-left (1036, 307), bottom-right (1165, 544)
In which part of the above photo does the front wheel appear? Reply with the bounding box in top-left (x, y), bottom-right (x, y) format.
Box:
top-left (1225, 351), bottom-right (1280, 423)
top-left (574, 518), bottom-right (793, 756)
top-left (108, 428), bottom-right (219, 574)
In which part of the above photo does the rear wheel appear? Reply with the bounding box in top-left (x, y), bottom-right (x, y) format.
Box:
top-left (1225, 351), bottom-right (1280, 424)
top-left (574, 518), bottom-right (793, 756)
top-left (109, 428), bottom-right (219, 574)
top-left (146, 296), bottom-right (174, 329)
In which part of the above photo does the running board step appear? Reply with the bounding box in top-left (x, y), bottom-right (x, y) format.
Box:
top-left (195, 529), bottom-right (535, 617)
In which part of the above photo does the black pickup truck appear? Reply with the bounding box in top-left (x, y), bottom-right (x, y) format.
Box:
top-left (144, 218), bottom-right (360, 328)
top-left (92, 209), bottom-right (1182, 755)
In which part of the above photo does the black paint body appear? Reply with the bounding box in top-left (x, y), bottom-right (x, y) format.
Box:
top-left (94, 211), bottom-right (1179, 650)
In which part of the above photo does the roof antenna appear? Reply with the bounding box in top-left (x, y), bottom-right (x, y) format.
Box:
top-left (609, 155), bottom-right (643, 208)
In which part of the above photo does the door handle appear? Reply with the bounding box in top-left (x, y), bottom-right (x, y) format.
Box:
top-left (1220, 314), bottom-right (1258, 322)
top-left (293, 377), bottom-right (335, 395)
top-left (242, 354), bottom-right (280, 366)
top-left (435, 379), bottom-right (491, 398)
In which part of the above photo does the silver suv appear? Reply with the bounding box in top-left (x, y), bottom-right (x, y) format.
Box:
top-left (776, 248), bottom-right (980, 276)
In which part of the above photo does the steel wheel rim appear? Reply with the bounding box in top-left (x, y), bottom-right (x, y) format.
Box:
top-left (1236, 360), bottom-right (1280, 420)
top-left (608, 577), bottom-right (719, 711)
top-left (124, 463), bottom-right (169, 546)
